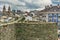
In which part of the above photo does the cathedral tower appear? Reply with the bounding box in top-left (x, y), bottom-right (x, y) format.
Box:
top-left (8, 6), bottom-right (11, 13)
top-left (3, 5), bottom-right (6, 13)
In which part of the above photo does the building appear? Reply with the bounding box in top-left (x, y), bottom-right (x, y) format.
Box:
top-left (39, 4), bottom-right (60, 26)
top-left (29, 12), bottom-right (39, 21)
top-left (0, 5), bottom-right (16, 22)
top-left (23, 12), bottom-right (33, 21)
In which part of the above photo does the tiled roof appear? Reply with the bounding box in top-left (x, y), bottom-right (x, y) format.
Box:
top-left (40, 6), bottom-right (60, 12)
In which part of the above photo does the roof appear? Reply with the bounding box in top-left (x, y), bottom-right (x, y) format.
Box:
top-left (2, 16), bottom-right (7, 19)
top-left (40, 5), bottom-right (60, 12)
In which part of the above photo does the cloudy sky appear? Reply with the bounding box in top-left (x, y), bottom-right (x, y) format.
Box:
top-left (0, 0), bottom-right (60, 11)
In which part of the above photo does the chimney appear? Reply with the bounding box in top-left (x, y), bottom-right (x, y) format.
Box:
top-left (57, 4), bottom-right (60, 8)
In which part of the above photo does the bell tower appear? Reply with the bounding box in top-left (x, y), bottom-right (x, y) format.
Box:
top-left (3, 5), bottom-right (6, 13)
top-left (8, 6), bottom-right (11, 13)
top-left (7, 6), bottom-right (11, 16)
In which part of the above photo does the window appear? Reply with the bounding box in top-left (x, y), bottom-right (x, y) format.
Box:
top-left (42, 16), bottom-right (46, 17)
top-left (58, 16), bottom-right (60, 18)
top-left (48, 19), bottom-right (52, 22)
top-left (53, 19), bottom-right (57, 22)
top-left (48, 14), bottom-right (52, 16)
top-left (53, 17), bottom-right (57, 19)
top-left (49, 16), bottom-right (52, 18)
top-left (53, 14), bottom-right (57, 17)
top-left (30, 14), bottom-right (33, 17)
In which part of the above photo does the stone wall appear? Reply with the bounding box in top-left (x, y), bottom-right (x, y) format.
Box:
top-left (0, 22), bottom-right (57, 40)
top-left (15, 23), bottom-right (57, 40)
top-left (0, 24), bottom-right (16, 40)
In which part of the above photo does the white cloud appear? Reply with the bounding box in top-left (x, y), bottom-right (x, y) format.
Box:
top-left (0, 4), bottom-right (11, 11)
top-left (0, 0), bottom-right (52, 11)
top-left (8, 0), bottom-right (25, 6)
top-left (24, 0), bottom-right (52, 6)
top-left (32, 0), bottom-right (52, 6)
top-left (52, 0), bottom-right (60, 2)
top-left (0, 0), bottom-right (26, 6)
top-left (17, 0), bottom-right (52, 11)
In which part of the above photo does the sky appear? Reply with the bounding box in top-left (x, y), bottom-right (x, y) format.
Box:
top-left (0, 0), bottom-right (60, 11)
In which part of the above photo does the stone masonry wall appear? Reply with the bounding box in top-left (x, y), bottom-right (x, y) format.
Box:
top-left (15, 23), bottom-right (57, 40)
top-left (0, 24), bottom-right (16, 40)
top-left (0, 22), bottom-right (57, 40)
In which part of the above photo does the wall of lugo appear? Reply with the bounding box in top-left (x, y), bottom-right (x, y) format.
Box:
top-left (15, 22), bottom-right (57, 40)
top-left (0, 22), bottom-right (57, 40)
top-left (0, 24), bottom-right (16, 40)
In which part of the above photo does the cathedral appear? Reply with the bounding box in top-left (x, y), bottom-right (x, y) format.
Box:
top-left (2, 5), bottom-right (13, 16)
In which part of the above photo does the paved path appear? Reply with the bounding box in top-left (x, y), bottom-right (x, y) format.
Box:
top-left (0, 17), bottom-right (23, 26)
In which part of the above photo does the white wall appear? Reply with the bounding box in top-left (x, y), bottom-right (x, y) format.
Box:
top-left (25, 16), bottom-right (32, 21)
